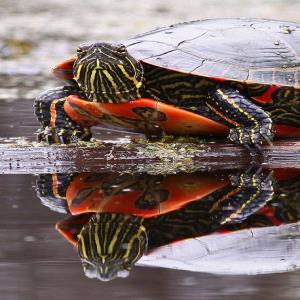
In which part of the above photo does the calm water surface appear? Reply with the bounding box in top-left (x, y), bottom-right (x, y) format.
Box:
top-left (0, 169), bottom-right (300, 300)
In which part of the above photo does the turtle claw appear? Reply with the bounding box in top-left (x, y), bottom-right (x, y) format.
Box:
top-left (144, 123), bottom-right (163, 141)
top-left (263, 170), bottom-right (274, 185)
top-left (241, 143), bottom-right (263, 157)
top-left (35, 126), bottom-right (53, 143)
top-left (260, 132), bottom-right (273, 146)
top-left (242, 143), bottom-right (257, 154)
top-left (44, 127), bottom-right (54, 144)
top-left (58, 134), bottom-right (66, 144)
top-left (230, 166), bottom-right (274, 189)
top-left (36, 126), bottom-right (92, 145)
top-left (45, 133), bottom-right (51, 144)
top-left (254, 143), bottom-right (262, 152)
top-left (36, 128), bottom-right (43, 142)
top-left (229, 125), bottom-right (274, 152)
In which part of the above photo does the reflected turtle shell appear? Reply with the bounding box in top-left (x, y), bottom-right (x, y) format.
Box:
top-left (138, 222), bottom-right (300, 275)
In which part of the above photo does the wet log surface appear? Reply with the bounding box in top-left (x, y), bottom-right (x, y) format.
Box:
top-left (1, 138), bottom-right (300, 174)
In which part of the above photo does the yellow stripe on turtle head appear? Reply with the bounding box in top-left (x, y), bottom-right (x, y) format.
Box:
top-left (77, 213), bottom-right (148, 281)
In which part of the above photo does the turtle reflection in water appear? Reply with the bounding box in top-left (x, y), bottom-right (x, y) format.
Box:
top-left (36, 169), bottom-right (300, 281)
top-left (35, 19), bottom-right (300, 152)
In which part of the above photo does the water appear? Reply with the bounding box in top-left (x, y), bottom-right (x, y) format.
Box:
top-left (1, 170), bottom-right (300, 300)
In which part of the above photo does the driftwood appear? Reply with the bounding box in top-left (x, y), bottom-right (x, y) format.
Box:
top-left (0, 137), bottom-right (300, 174)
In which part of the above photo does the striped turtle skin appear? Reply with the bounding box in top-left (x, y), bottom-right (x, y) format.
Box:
top-left (77, 213), bottom-right (147, 281)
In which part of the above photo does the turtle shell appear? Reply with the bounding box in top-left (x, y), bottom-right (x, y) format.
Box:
top-left (124, 18), bottom-right (300, 87)
top-left (138, 222), bottom-right (300, 275)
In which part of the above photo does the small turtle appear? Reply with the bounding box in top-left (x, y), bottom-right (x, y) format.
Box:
top-left (35, 19), bottom-right (300, 150)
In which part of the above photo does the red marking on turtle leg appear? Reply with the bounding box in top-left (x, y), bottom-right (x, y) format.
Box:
top-left (52, 174), bottom-right (60, 199)
top-left (255, 206), bottom-right (282, 226)
top-left (273, 124), bottom-right (300, 137)
top-left (206, 103), bottom-right (241, 127)
top-left (252, 85), bottom-right (278, 104)
top-left (208, 187), bottom-right (242, 213)
top-left (273, 168), bottom-right (300, 181)
top-left (50, 99), bottom-right (61, 127)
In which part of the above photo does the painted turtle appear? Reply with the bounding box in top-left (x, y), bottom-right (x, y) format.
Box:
top-left (36, 169), bottom-right (300, 281)
top-left (34, 18), bottom-right (300, 149)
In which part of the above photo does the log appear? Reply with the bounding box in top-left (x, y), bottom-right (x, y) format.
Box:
top-left (0, 137), bottom-right (300, 174)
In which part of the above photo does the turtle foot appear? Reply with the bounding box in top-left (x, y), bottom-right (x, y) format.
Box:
top-left (36, 126), bottom-right (92, 144)
top-left (229, 125), bottom-right (274, 153)
top-left (215, 167), bottom-right (275, 225)
top-left (229, 167), bottom-right (274, 191)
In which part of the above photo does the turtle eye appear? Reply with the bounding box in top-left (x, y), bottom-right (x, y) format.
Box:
top-left (115, 44), bottom-right (127, 54)
top-left (77, 47), bottom-right (86, 58)
top-left (77, 43), bottom-right (91, 57)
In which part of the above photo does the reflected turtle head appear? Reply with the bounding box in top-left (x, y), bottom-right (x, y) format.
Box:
top-left (77, 213), bottom-right (148, 281)
top-left (73, 42), bottom-right (144, 103)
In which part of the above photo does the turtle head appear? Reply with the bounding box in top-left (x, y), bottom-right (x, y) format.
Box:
top-left (77, 213), bottom-right (148, 281)
top-left (73, 42), bottom-right (144, 103)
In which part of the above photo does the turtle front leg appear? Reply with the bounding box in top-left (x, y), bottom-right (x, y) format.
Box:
top-left (36, 173), bottom-right (74, 213)
top-left (34, 86), bottom-right (92, 144)
top-left (206, 86), bottom-right (274, 150)
top-left (209, 168), bottom-right (275, 226)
